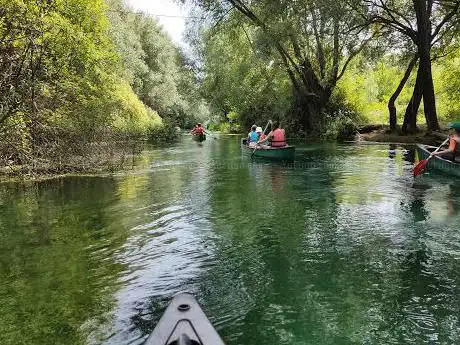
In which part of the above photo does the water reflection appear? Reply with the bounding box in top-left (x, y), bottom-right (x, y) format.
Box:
top-left (0, 178), bottom-right (124, 345)
top-left (403, 146), bottom-right (416, 164)
top-left (447, 184), bottom-right (460, 216)
top-left (0, 139), bottom-right (460, 345)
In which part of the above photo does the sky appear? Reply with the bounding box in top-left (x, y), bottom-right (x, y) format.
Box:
top-left (126, 0), bottom-right (188, 47)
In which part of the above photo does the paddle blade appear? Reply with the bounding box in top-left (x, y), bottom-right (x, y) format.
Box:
top-left (413, 159), bottom-right (429, 177)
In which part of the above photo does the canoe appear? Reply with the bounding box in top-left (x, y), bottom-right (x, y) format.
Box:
top-left (241, 138), bottom-right (295, 161)
top-left (416, 144), bottom-right (460, 177)
top-left (145, 293), bottom-right (226, 345)
top-left (193, 134), bottom-right (206, 142)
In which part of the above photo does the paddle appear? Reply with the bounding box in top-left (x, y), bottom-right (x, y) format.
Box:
top-left (252, 120), bottom-right (271, 156)
top-left (413, 138), bottom-right (449, 177)
top-left (205, 130), bottom-right (217, 139)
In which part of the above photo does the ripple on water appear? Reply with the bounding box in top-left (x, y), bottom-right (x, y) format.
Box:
top-left (4, 141), bottom-right (458, 345)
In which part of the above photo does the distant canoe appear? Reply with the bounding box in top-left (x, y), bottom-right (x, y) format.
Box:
top-left (193, 134), bottom-right (206, 142)
top-left (145, 293), bottom-right (226, 345)
top-left (416, 144), bottom-right (460, 177)
top-left (241, 138), bottom-right (295, 161)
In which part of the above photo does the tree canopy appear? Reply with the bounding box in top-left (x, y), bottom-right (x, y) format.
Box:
top-left (186, 0), bottom-right (460, 135)
top-left (0, 0), bottom-right (208, 171)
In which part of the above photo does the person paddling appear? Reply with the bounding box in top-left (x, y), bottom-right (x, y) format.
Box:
top-left (256, 126), bottom-right (265, 141)
top-left (257, 121), bottom-right (287, 148)
top-left (429, 123), bottom-right (460, 161)
top-left (190, 124), bottom-right (198, 135)
top-left (247, 125), bottom-right (259, 148)
top-left (191, 123), bottom-right (205, 136)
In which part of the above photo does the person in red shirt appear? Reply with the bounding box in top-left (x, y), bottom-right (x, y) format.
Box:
top-left (194, 123), bottom-right (204, 135)
top-left (190, 124), bottom-right (198, 135)
top-left (190, 123), bottom-right (205, 135)
top-left (257, 121), bottom-right (287, 148)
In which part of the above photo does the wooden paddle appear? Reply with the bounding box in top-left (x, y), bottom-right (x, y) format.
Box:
top-left (413, 138), bottom-right (449, 177)
top-left (252, 120), bottom-right (271, 156)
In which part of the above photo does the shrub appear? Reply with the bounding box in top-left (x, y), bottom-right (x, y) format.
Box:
top-left (149, 121), bottom-right (181, 145)
top-left (321, 109), bottom-right (359, 142)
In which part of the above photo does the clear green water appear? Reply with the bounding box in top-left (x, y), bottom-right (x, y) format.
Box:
top-left (1, 137), bottom-right (460, 345)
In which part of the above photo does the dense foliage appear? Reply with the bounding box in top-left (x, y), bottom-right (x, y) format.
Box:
top-left (199, 22), bottom-right (292, 132)
top-left (0, 0), bottom-right (206, 173)
top-left (187, 0), bottom-right (460, 137)
top-left (106, 0), bottom-right (208, 129)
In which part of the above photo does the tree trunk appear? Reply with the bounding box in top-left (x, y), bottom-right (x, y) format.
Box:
top-left (388, 56), bottom-right (418, 131)
top-left (419, 47), bottom-right (439, 131)
top-left (413, 0), bottom-right (440, 132)
top-left (402, 65), bottom-right (423, 134)
top-left (293, 91), bottom-right (319, 131)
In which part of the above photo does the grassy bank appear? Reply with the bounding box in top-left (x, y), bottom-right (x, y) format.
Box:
top-left (0, 123), bottom-right (182, 181)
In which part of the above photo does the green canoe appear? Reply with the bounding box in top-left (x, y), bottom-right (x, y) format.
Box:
top-left (241, 138), bottom-right (295, 161)
top-left (145, 293), bottom-right (226, 345)
top-left (416, 144), bottom-right (460, 177)
top-left (193, 133), bottom-right (206, 142)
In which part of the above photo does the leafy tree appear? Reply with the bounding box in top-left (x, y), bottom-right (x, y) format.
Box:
top-left (106, 0), bottom-right (209, 127)
top-left (194, 17), bottom-right (295, 130)
top-left (187, 0), bottom-right (373, 131)
top-left (0, 0), bottom-right (207, 172)
top-left (358, 0), bottom-right (460, 132)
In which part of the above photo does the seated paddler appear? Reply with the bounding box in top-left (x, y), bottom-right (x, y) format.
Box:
top-left (429, 122), bottom-right (460, 162)
top-left (257, 121), bottom-right (287, 148)
top-left (247, 125), bottom-right (259, 148)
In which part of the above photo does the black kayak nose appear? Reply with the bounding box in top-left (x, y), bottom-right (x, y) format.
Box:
top-left (145, 293), bottom-right (226, 345)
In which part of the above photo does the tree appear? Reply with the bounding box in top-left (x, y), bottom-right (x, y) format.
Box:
top-left (1, 0), bottom-right (187, 170)
top-left (188, 0), bottom-right (372, 131)
top-left (197, 20), bottom-right (293, 129)
top-left (0, 0), bottom-right (120, 162)
top-left (106, 0), bottom-right (209, 125)
top-left (388, 55), bottom-right (418, 131)
top-left (361, 0), bottom-right (460, 132)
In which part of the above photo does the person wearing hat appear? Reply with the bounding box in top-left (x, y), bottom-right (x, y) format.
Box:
top-left (429, 122), bottom-right (460, 161)
top-left (247, 125), bottom-right (258, 148)
top-left (256, 126), bottom-right (265, 141)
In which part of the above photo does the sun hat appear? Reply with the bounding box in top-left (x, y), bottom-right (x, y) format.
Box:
top-left (256, 126), bottom-right (263, 133)
top-left (448, 122), bottom-right (460, 129)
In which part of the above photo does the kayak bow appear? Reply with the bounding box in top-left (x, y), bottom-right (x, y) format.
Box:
top-left (145, 293), bottom-right (226, 345)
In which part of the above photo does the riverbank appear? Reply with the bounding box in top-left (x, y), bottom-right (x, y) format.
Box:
top-left (357, 125), bottom-right (449, 145)
top-left (0, 128), bottom-right (450, 181)
top-left (0, 142), bottom-right (144, 182)
top-left (0, 124), bottom-right (184, 182)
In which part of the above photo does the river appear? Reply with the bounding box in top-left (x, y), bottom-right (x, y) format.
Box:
top-left (1, 136), bottom-right (460, 345)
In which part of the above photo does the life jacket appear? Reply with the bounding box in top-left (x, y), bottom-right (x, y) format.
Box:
top-left (258, 133), bottom-right (265, 141)
top-left (249, 131), bottom-right (258, 143)
top-left (449, 136), bottom-right (460, 161)
top-left (195, 127), bottom-right (204, 135)
top-left (271, 128), bottom-right (286, 147)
